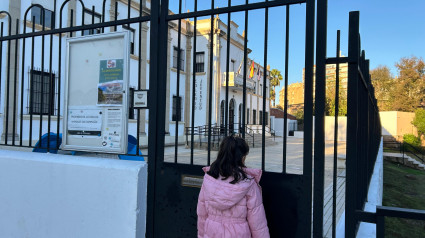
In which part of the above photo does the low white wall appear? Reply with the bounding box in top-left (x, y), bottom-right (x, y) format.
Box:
top-left (0, 150), bottom-right (147, 238)
top-left (336, 137), bottom-right (384, 238)
top-left (272, 118), bottom-right (297, 137)
top-left (324, 116), bottom-right (347, 142)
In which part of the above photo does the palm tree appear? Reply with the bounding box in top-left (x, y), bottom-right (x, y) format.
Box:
top-left (270, 69), bottom-right (283, 107)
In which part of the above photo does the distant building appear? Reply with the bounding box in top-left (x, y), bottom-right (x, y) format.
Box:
top-left (279, 62), bottom-right (348, 114)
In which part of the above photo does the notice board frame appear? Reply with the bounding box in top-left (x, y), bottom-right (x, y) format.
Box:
top-left (62, 32), bottom-right (130, 154)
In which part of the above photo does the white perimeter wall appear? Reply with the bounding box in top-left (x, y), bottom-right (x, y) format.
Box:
top-left (0, 150), bottom-right (147, 238)
top-left (336, 138), bottom-right (384, 238)
top-left (271, 117), bottom-right (297, 137)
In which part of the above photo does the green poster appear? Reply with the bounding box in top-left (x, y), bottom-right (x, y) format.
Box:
top-left (98, 59), bottom-right (124, 105)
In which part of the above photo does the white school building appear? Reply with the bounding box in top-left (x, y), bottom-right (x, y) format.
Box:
top-left (0, 0), bottom-right (271, 145)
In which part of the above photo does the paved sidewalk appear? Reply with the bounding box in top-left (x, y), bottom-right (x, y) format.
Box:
top-left (157, 136), bottom-right (346, 188)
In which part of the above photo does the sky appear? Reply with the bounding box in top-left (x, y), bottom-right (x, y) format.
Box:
top-left (170, 0), bottom-right (425, 105)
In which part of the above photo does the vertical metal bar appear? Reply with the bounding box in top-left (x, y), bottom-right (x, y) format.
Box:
top-left (47, 18), bottom-right (55, 152)
top-left (70, 9), bottom-right (74, 37)
top-left (282, 5), bottom-right (290, 173)
top-left (304, 0), bottom-right (316, 236)
top-left (225, 0), bottom-right (231, 137)
top-left (5, 17), bottom-right (12, 145)
top-left (19, 22), bottom-right (26, 146)
top-left (12, 19), bottom-right (19, 146)
top-left (127, 0), bottom-right (131, 20)
top-left (91, 6), bottom-right (95, 35)
top-left (376, 215), bottom-right (385, 238)
top-left (261, 6), bottom-right (269, 171)
top-left (332, 29), bottom-right (341, 238)
top-left (346, 11), bottom-right (360, 238)
top-left (146, 0), bottom-right (166, 236)
top-left (174, 0), bottom-right (182, 163)
top-left (29, 18), bottom-right (35, 147)
top-left (81, 5), bottom-right (85, 36)
top-left (0, 24), bottom-right (3, 142)
top-left (136, 0), bottom-right (142, 156)
top-left (190, 0), bottom-right (198, 165)
top-left (39, 14), bottom-right (46, 148)
top-left (241, 0), bottom-right (249, 140)
top-left (102, 0), bottom-right (106, 33)
top-left (207, 0), bottom-right (215, 166)
top-left (114, 2), bottom-right (118, 31)
top-left (57, 12), bottom-right (63, 150)
top-left (313, 0), bottom-right (327, 236)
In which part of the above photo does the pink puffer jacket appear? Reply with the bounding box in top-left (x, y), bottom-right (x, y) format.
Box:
top-left (197, 167), bottom-right (270, 238)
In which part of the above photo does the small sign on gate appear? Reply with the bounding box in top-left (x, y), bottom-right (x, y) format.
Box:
top-left (133, 90), bottom-right (148, 109)
top-left (181, 175), bottom-right (203, 188)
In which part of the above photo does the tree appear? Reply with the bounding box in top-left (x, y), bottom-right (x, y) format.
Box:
top-left (325, 75), bottom-right (347, 116)
top-left (370, 65), bottom-right (394, 111)
top-left (294, 108), bottom-right (304, 126)
top-left (270, 69), bottom-right (283, 107)
top-left (391, 56), bottom-right (425, 112)
top-left (412, 108), bottom-right (425, 139)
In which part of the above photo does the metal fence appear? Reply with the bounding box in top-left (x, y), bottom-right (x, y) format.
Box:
top-left (343, 11), bottom-right (425, 237)
top-left (0, 0), bottom-right (150, 156)
top-left (2, 1), bottom-right (416, 238)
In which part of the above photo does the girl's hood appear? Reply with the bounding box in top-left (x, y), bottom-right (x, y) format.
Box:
top-left (201, 167), bottom-right (262, 210)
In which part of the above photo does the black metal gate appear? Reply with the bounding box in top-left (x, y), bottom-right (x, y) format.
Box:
top-left (0, 0), bottom-right (369, 237)
top-left (146, 0), bottom-right (321, 237)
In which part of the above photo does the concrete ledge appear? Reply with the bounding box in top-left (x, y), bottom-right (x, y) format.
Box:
top-left (336, 137), bottom-right (384, 238)
top-left (0, 150), bottom-right (147, 238)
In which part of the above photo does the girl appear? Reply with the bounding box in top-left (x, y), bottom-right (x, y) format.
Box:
top-left (197, 136), bottom-right (270, 238)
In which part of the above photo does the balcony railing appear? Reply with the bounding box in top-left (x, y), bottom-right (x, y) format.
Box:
top-left (221, 72), bottom-right (255, 92)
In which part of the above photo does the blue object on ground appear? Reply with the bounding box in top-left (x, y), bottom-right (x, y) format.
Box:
top-left (32, 133), bottom-right (62, 154)
top-left (118, 135), bottom-right (144, 161)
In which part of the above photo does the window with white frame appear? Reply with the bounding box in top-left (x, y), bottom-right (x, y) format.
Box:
top-left (195, 52), bottom-right (204, 73)
top-left (29, 69), bottom-right (55, 115)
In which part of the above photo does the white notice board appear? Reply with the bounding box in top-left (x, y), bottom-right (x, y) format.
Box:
top-left (62, 32), bottom-right (129, 154)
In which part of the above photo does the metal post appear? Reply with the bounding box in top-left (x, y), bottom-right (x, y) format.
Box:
top-left (304, 0), bottom-right (316, 236)
top-left (146, 0), bottom-right (167, 236)
top-left (313, 0), bottom-right (327, 236)
top-left (346, 11), bottom-right (360, 238)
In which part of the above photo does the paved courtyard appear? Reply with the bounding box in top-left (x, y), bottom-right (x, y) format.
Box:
top-left (156, 136), bottom-right (346, 188)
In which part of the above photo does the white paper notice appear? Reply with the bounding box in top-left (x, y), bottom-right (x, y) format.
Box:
top-left (68, 109), bottom-right (102, 136)
top-left (102, 108), bottom-right (122, 148)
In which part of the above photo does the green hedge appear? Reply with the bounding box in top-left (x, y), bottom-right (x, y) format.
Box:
top-left (403, 134), bottom-right (421, 147)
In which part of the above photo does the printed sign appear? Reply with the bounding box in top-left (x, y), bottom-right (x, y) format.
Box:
top-left (67, 109), bottom-right (102, 136)
top-left (101, 108), bottom-right (123, 148)
top-left (98, 59), bottom-right (124, 105)
top-left (133, 90), bottom-right (148, 108)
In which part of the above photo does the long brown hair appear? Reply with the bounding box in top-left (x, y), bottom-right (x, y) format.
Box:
top-left (207, 136), bottom-right (250, 184)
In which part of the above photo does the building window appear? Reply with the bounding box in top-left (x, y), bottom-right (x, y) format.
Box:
top-left (247, 108), bottom-right (250, 124)
top-left (31, 7), bottom-right (55, 29)
top-left (231, 59), bottom-right (236, 72)
top-left (123, 25), bottom-right (135, 54)
top-left (173, 47), bottom-right (185, 71)
top-left (259, 110), bottom-right (263, 125)
top-left (172, 95), bottom-right (182, 121)
top-left (195, 52), bottom-right (204, 73)
top-left (253, 110), bottom-right (256, 125)
top-left (83, 8), bottom-right (101, 35)
top-left (30, 70), bottom-right (55, 115)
